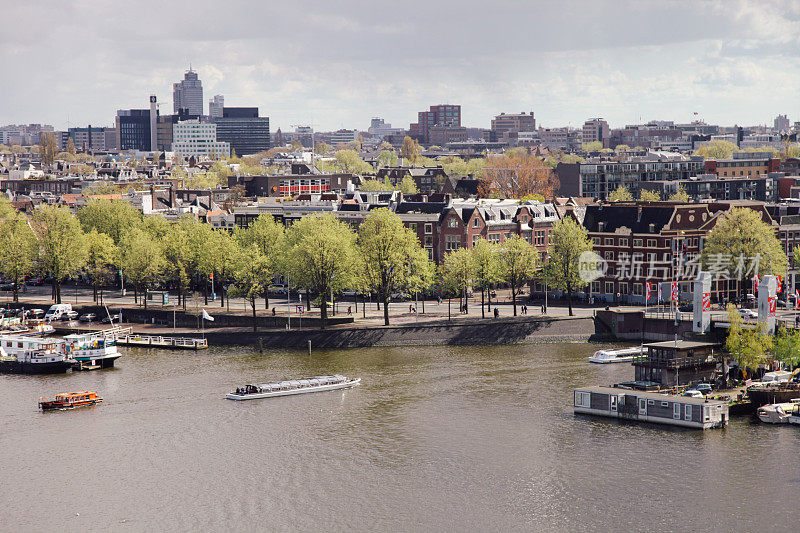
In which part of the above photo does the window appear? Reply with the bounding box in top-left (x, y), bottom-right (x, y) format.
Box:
top-left (619, 238), bottom-right (628, 247)
top-left (424, 236), bottom-right (433, 247)
top-left (535, 230), bottom-right (545, 246)
top-left (445, 235), bottom-right (460, 251)
top-left (448, 218), bottom-right (459, 228)
top-left (604, 238), bottom-right (614, 246)
top-left (425, 223), bottom-right (433, 234)
top-left (647, 239), bottom-right (657, 248)
top-left (487, 234), bottom-right (500, 243)
top-left (604, 251), bottom-right (614, 260)
top-left (574, 391), bottom-right (590, 408)
top-left (604, 281), bottom-right (614, 294)
top-left (592, 237), bottom-right (600, 245)
top-left (472, 235), bottom-right (480, 246)
top-left (619, 282), bottom-right (629, 295)
top-left (633, 238), bottom-right (643, 247)
top-left (591, 281), bottom-right (600, 293)
top-left (409, 223), bottom-right (417, 233)
top-left (673, 403), bottom-right (681, 419)
top-left (684, 404), bottom-right (692, 421)
top-left (633, 283), bottom-right (643, 296)
top-left (473, 218), bottom-right (480, 228)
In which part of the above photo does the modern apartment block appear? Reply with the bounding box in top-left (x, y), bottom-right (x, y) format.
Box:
top-left (57, 125), bottom-right (114, 151)
top-left (116, 109), bottom-right (153, 151)
top-left (641, 174), bottom-right (781, 203)
top-left (173, 68), bottom-right (204, 116)
top-left (574, 155), bottom-right (706, 199)
top-left (491, 112), bottom-right (536, 139)
top-left (212, 107), bottom-right (270, 155)
top-left (330, 129), bottom-right (359, 145)
top-left (582, 118), bottom-right (610, 148)
top-left (172, 120), bottom-right (230, 158)
top-left (705, 152), bottom-right (780, 178)
top-left (409, 104), bottom-right (461, 144)
top-left (775, 114), bottom-right (790, 131)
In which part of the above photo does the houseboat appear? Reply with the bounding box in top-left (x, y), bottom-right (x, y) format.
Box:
top-left (64, 328), bottom-right (127, 370)
top-left (748, 381), bottom-right (800, 409)
top-left (573, 385), bottom-right (729, 429)
top-left (0, 335), bottom-right (74, 374)
top-left (589, 346), bottom-right (643, 364)
top-left (39, 391), bottom-right (102, 411)
top-left (632, 341), bottom-right (719, 388)
top-left (227, 375), bottom-right (361, 401)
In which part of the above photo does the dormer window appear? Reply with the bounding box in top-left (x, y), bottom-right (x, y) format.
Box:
top-left (473, 218), bottom-right (480, 228)
top-left (649, 223), bottom-right (655, 233)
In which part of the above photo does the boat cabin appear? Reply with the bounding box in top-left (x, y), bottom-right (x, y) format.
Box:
top-left (0, 335), bottom-right (64, 363)
top-left (633, 340), bottom-right (719, 388)
top-left (574, 385), bottom-right (728, 429)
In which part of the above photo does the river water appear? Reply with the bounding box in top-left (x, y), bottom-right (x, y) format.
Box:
top-left (2, 342), bottom-right (799, 531)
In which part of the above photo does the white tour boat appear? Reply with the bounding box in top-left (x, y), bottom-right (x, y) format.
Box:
top-left (589, 346), bottom-right (644, 364)
top-left (756, 398), bottom-right (800, 424)
top-left (226, 375), bottom-right (361, 400)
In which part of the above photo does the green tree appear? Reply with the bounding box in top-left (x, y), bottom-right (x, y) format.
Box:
top-left (544, 217), bottom-right (593, 316)
top-left (237, 213), bottom-right (285, 309)
top-left (360, 179), bottom-right (390, 191)
top-left (441, 248), bottom-right (472, 313)
top-left (607, 185), bottom-right (633, 202)
top-left (334, 150), bottom-right (371, 174)
top-left (229, 244), bottom-right (271, 331)
top-left (582, 141), bottom-right (603, 152)
top-left (285, 213), bottom-right (361, 327)
top-left (66, 137), bottom-right (76, 155)
top-left (0, 212), bottom-right (38, 302)
top-left (119, 228), bottom-right (164, 307)
top-left (32, 205), bottom-right (88, 303)
top-left (377, 150), bottom-right (398, 168)
top-left (357, 208), bottom-right (431, 325)
top-left (500, 235), bottom-right (540, 316)
top-left (39, 132), bottom-right (58, 165)
top-left (398, 176), bottom-right (419, 194)
top-left (314, 141), bottom-right (332, 154)
top-left (614, 144), bottom-right (631, 152)
top-left (668, 186), bottom-right (690, 203)
top-left (724, 304), bottom-right (772, 379)
top-left (694, 140), bottom-right (738, 160)
top-left (400, 136), bottom-right (421, 165)
top-left (77, 199), bottom-right (142, 245)
top-left (772, 328), bottom-right (800, 368)
top-left (84, 229), bottom-right (118, 302)
top-left (638, 189), bottom-right (661, 202)
top-left (701, 207), bottom-right (786, 297)
top-left (469, 238), bottom-right (503, 318)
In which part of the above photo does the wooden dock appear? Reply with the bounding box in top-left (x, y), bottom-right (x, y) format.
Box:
top-left (117, 334), bottom-right (208, 350)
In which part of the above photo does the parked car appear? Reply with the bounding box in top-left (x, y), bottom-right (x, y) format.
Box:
top-left (692, 383), bottom-right (713, 395)
top-left (62, 310), bottom-right (79, 321)
top-left (739, 309), bottom-right (758, 319)
top-left (79, 313), bottom-right (97, 323)
top-left (30, 309), bottom-right (44, 319)
top-left (682, 390), bottom-right (704, 398)
top-left (101, 314), bottom-right (120, 324)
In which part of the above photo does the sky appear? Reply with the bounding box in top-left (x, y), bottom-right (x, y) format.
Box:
top-left (2, 0), bottom-right (799, 133)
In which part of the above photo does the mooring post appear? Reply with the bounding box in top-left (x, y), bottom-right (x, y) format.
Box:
top-left (308, 340), bottom-right (312, 356)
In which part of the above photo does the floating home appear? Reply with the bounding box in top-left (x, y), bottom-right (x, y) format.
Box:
top-left (633, 341), bottom-right (718, 388)
top-left (574, 386), bottom-right (729, 429)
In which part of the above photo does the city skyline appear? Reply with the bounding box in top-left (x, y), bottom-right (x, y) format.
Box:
top-left (1, 0), bottom-right (799, 131)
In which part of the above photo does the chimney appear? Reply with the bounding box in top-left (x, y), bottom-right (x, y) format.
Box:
top-left (169, 184), bottom-right (176, 208)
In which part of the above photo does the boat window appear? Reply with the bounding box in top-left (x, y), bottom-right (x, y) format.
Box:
top-left (661, 401), bottom-right (669, 407)
top-left (648, 400), bottom-right (654, 405)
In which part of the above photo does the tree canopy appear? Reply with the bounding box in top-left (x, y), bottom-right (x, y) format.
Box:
top-left (481, 151), bottom-right (559, 199)
top-left (544, 217), bottom-right (593, 316)
top-left (607, 185), bottom-right (633, 202)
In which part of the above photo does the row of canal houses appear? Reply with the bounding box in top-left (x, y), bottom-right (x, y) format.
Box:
top-left (220, 193), bottom-right (791, 303)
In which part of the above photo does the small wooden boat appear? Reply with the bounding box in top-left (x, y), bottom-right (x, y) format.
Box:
top-left (589, 346), bottom-right (643, 364)
top-left (227, 375), bottom-right (360, 401)
top-left (39, 391), bottom-right (103, 411)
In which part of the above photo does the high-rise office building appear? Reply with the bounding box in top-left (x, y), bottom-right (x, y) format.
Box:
top-left (491, 112), bottom-right (536, 138)
top-left (173, 68), bottom-right (204, 116)
top-left (116, 108), bottom-right (155, 151)
top-left (209, 95), bottom-right (224, 118)
top-left (213, 107), bottom-right (270, 155)
top-left (172, 119), bottom-right (230, 158)
top-left (409, 104), bottom-right (461, 144)
top-left (582, 118), bottom-right (610, 148)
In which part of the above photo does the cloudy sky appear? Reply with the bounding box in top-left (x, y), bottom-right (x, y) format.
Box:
top-left (2, 0), bottom-right (799, 132)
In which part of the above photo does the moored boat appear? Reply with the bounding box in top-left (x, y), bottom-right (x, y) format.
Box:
top-left (589, 346), bottom-right (643, 364)
top-left (22, 319), bottom-right (55, 336)
top-left (0, 335), bottom-right (74, 374)
top-left (39, 391), bottom-right (102, 411)
top-left (64, 327), bottom-right (128, 370)
top-left (747, 382), bottom-right (800, 409)
top-left (756, 399), bottom-right (800, 424)
top-left (227, 375), bottom-right (360, 400)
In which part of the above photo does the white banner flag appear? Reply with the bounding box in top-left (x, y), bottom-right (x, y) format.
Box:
top-left (202, 309), bottom-right (214, 322)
